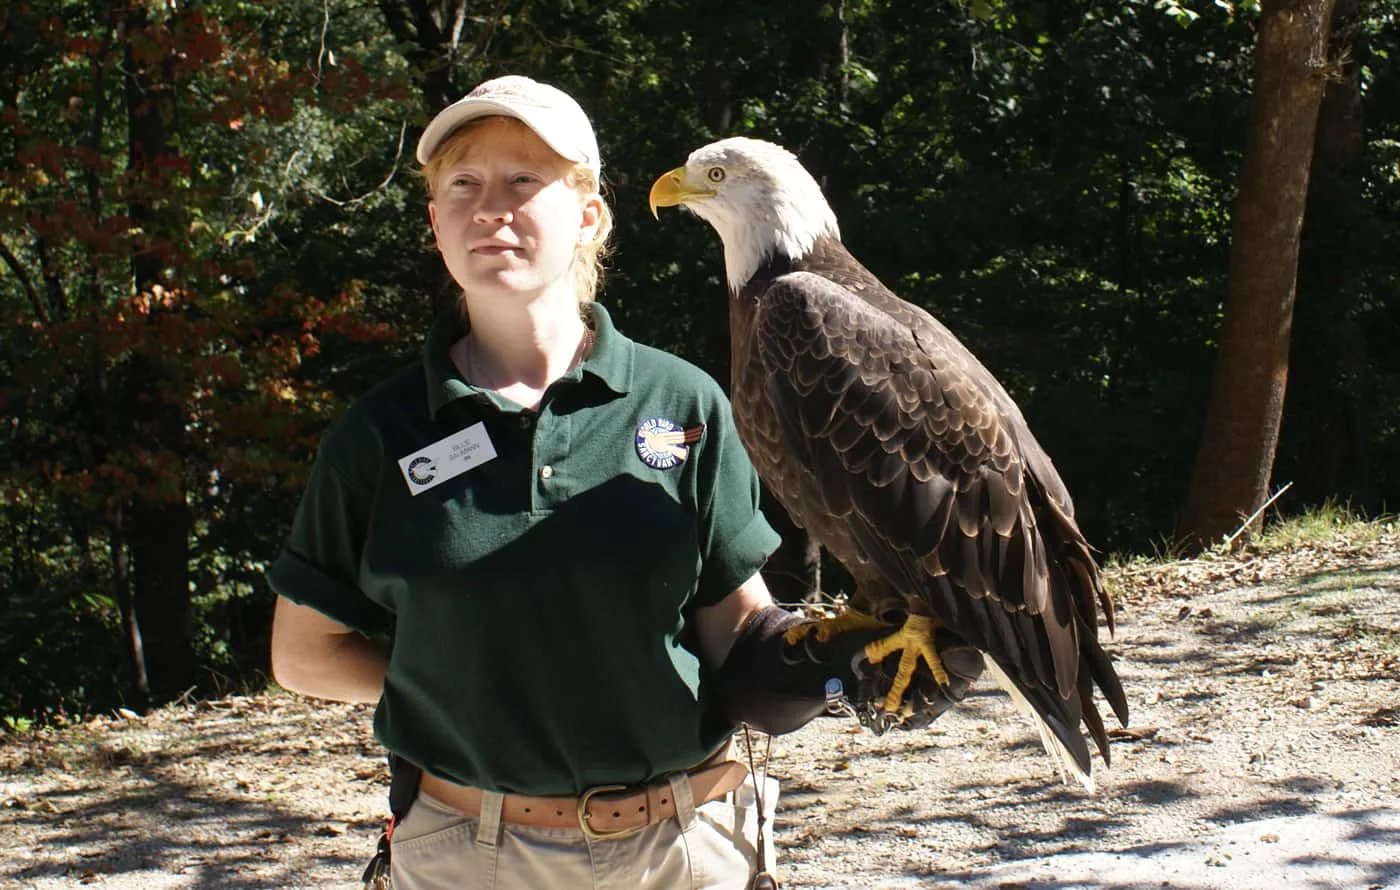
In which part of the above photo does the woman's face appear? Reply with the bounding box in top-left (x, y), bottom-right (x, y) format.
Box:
top-left (428, 119), bottom-right (602, 304)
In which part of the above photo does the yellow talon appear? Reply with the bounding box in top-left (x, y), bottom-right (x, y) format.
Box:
top-left (782, 609), bottom-right (890, 645)
top-left (863, 614), bottom-right (949, 713)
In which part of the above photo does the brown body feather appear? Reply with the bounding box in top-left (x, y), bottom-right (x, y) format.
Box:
top-left (730, 236), bottom-right (1129, 776)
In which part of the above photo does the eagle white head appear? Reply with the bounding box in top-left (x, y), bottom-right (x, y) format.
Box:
top-left (649, 137), bottom-right (841, 293)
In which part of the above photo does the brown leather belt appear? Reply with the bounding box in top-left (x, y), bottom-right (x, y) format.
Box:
top-left (418, 752), bottom-right (748, 840)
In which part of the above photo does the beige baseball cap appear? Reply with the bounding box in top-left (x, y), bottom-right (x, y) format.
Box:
top-left (415, 75), bottom-right (601, 176)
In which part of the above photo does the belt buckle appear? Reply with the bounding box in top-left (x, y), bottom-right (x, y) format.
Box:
top-left (577, 784), bottom-right (645, 841)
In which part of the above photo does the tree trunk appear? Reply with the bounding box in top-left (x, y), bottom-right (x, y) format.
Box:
top-left (121, 1), bottom-right (196, 706)
top-left (375, 0), bottom-right (470, 113)
top-left (109, 507), bottom-right (149, 699)
top-left (1282, 0), bottom-right (1373, 510)
top-left (1177, 0), bottom-right (1337, 550)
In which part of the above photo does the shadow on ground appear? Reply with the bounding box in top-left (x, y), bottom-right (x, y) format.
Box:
top-left (2, 715), bottom-right (382, 889)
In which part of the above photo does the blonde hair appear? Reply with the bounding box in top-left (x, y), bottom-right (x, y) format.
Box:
top-left (421, 117), bottom-right (613, 304)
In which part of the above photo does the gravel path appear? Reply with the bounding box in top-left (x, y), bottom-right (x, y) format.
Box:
top-left (2, 530), bottom-right (1397, 888)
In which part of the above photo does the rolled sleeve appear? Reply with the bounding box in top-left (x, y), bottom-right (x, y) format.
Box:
top-left (266, 426), bottom-right (391, 637)
top-left (267, 547), bottom-right (390, 637)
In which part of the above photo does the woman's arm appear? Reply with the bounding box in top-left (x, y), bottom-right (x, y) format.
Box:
top-left (695, 571), bottom-right (775, 669)
top-left (270, 595), bottom-right (390, 704)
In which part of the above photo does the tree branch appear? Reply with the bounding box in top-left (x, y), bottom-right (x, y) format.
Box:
top-left (1221, 481), bottom-right (1295, 551)
top-left (306, 122), bottom-right (407, 207)
top-left (315, 0), bottom-right (332, 87)
top-left (448, 0), bottom-right (467, 59)
top-left (376, 0), bottom-right (415, 46)
top-left (0, 238), bottom-right (49, 324)
top-left (469, 0), bottom-right (515, 61)
top-left (33, 234), bottom-right (68, 320)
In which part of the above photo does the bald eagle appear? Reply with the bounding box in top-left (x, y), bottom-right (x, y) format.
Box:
top-left (650, 137), bottom-right (1129, 789)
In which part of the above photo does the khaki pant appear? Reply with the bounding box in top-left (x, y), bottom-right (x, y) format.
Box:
top-left (389, 772), bottom-right (780, 890)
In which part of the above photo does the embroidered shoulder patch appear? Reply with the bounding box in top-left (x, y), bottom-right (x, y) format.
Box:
top-left (635, 417), bottom-right (705, 470)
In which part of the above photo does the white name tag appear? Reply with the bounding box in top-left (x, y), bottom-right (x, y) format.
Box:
top-left (397, 422), bottom-right (497, 495)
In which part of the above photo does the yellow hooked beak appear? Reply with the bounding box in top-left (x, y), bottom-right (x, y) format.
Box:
top-left (648, 166), bottom-right (715, 219)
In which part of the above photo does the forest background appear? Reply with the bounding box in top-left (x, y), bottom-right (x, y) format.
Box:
top-left (1, 0), bottom-right (1397, 724)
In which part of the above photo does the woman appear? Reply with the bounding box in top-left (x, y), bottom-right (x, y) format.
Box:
top-left (267, 75), bottom-right (951, 889)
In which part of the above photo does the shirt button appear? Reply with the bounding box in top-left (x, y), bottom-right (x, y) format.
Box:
top-left (539, 465), bottom-right (554, 480)
top-left (519, 414), bottom-right (534, 429)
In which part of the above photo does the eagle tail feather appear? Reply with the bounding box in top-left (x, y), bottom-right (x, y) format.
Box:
top-left (1084, 632), bottom-right (1130, 728)
top-left (983, 657), bottom-right (1095, 793)
top-left (1078, 673), bottom-right (1112, 768)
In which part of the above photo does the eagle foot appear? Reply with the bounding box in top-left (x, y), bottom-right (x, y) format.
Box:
top-left (781, 608), bottom-right (890, 646)
top-left (863, 614), bottom-right (950, 713)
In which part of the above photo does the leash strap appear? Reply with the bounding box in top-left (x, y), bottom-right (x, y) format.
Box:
top-left (361, 755), bottom-right (424, 889)
top-left (360, 831), bottom-right (391, 889)
top-left (743, 725), bottom-right (781, 889)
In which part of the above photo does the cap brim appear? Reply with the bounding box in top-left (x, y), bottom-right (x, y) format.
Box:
top-left (415, 98), bottom-right (591, 168)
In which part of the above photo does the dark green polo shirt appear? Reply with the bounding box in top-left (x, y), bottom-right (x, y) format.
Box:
top-left (267, 303), bottom-right (780, 796)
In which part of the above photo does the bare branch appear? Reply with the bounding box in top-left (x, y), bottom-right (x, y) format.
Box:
top-left (307, 122), bottom-right (407, 207)
top-left (410, 0), bottom-right (445, 49)
top-left (448, 0), bottom-right (467, 57)
top-left (315, 0), bottom-right (331, 87)
top-left (0, 237), bottom-right (49, 324)
top-left (1221, 481), bottom-right (1296, 551)
top-left (224, 196), bottom-right (278, 245)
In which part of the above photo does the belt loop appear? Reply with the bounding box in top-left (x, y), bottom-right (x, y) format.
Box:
top-left (475, 789), bottom-right (504, 848)
top-left (668, 772), bottom-right (697, 833)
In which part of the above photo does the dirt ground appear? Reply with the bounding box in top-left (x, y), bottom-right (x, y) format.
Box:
top-left (2, 527), bottom-right (1397, 889)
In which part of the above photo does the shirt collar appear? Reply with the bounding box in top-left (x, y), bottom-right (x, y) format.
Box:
top-left (579, 303), bottom-right (633, 398)
top-left (423, 302), bottom-right (634, 418)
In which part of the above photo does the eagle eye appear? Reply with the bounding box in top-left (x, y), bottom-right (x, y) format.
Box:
top-left (706, 167), bottom-right (726, 183)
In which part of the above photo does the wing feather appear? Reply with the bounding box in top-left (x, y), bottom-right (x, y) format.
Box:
top-left (746, 267), bottom-right (1125, 776)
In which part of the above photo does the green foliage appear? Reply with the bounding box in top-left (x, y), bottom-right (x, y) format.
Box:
top-left (0, 492), bottom-right (127, 719)
top-left (3, 0), bottom-right (1400, 722)
top-left (0, 0), bottom-right (412, 719)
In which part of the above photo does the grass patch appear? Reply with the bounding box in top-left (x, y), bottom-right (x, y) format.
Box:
top-left (1106, 502), bottom-right (1393, 568)
top-left (1244, 501), bottom-right (1393, 555)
